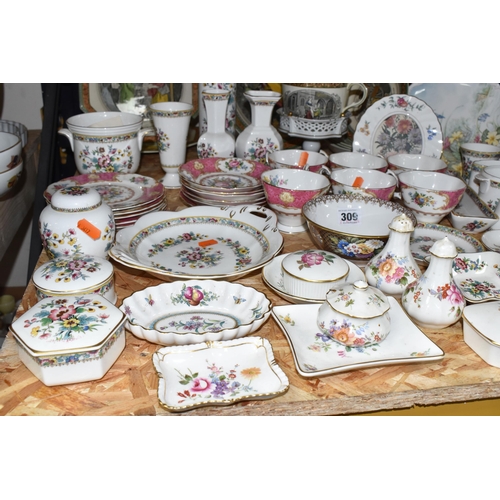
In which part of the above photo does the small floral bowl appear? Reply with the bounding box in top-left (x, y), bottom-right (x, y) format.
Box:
top-left (281, 250), bottom-right (349, 300)
top-left (329, 152), bottom-right (388, 172)
top-left (32, 254), bottom-right (116, 304)
top-left (266, 149), bottom-right (329, 173)
top-left (9, 294), bottom-right (126, 386)
top-left (120, 280), bottom-right (272, 346)
top-left (330, 168), bottom-right (398, 201)
top-left (399, 171), bottom-right (466, 223)
top-left (302, 193), bottom-right (418, 261)
top-left (261, 168), bottom-right (330, 233)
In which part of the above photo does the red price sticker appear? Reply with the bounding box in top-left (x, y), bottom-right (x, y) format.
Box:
top-left (77, 219), bottom-right (101, 240)
top-left (338, 209), bottom-right (360, 225)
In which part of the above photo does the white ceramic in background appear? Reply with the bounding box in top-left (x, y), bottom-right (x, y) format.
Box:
top-left (58, 111), bottom-right (150, 175)
top-left (365, 214), bottom-right (421, 296)
top-left (44, 172), bottom-right (164, 212)
top-left (272, 297), bottom-right (444, 378)
top-left (329, 152), bottom-right (388, 172)
top-left (398, 171), bottom-right (466, 223)
top-left (266, 149), bottom-right (329, 174)
top-left (198, 83), bottom-right (236, 136)
top-left (468, 160), bottom-right (500, 192)
top-left (475, 165), bottom-right (500, 212)
top-left (449, 186), bottom-right (499, 234)
top-left (462, 302), bottom-right (500, 368)
top-left (235, 91), bottom-right (283, 161)
top-left (262, 252), bottom-right (365, 304)
top-left (261, 168), bottom-right (331, 233)
top-left (330, 168), bottom-right (398, 201)
top-left (121, 280), bottom-right (271, 346)
top-left (410, 223), bottom-right (484, 264)
top-left (459, 142), bottom-right (500, 184)
top-left (353, 94), bottom-right (443, 159)
top-left (0, 131), bottom-right (22, 172)
top-left (452, 251), bottom-right (500, 303)
top-left (302, 193), bottom-right (418, 261)
top-left (481, 230), bottom-right (500, 252)
top-left (0, 119), bottom-right (27, 148)
top-left (281, 83), bottom-right (368, 118)
top-left (197, 89), bottom-right (235, 159)
top-left (110, 205), bottom-right (283, 281)
top-left (0, 159), bottom-right (23, 197)
top-left (32, 254), bottom-right (116, 304)
top-left (149, 102), bottom-right (194, 189)
top-left (402, 237), bottom-right (465, 329)
top-left (39, 186), bottom-right (115, 260)
top-left (316, 280), bottom-right (392, 347)
top-left (9, 294), bottom-right (126, 386)
top-left (281, 250), bottom-right (349, 300)
top-left (152, 336), bottom-right (289, 412)
top-left (387, 154), bottom-right (447, 175)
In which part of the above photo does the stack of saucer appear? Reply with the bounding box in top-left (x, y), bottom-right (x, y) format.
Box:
top-left (44, 172), bottom-right (166, 229)
top-left (178, 157), bottom-right (269, 207)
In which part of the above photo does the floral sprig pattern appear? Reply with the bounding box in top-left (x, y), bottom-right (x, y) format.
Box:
top-left (40, 256), bottom-right (102, 283)
top-left (243, 137), bottom-right (278, 161)
top-left (155, 129), bottom-right (170, 152)
top-left (175, 362), bottom-right (261, 404)
top-left (78, 144), bottom-right (134, 173)
top-left (39, 222), bottom-right (83, 259)
top-left (367, 252), bottom-right (419, 289)
top-left (170, 283), bottom-right (220, 307)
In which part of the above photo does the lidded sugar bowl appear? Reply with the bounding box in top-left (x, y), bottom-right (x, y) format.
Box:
top-left (39, 186), bottom-right (115, 259)
top-left (316, 280), bottom-right (391, 347)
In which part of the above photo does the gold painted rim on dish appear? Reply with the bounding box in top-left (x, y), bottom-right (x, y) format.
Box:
top-left (463, 315), bottom-right (500, 347)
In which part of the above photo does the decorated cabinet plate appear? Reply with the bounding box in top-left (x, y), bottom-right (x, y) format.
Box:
top-left (272, 297), bottom-right (444, 378)
top-left (353, 94), bottom-right (443, 159)
top-left (452, 252), bottom-right (500, 303)
top-left (44, 172), bottom-right (164, 210)
top-left (111, 205), bottom-right (283, 281)
top-left (410, 223), bottom-right (484, 264)
top-left (152, 337), bottom-right (289, 412)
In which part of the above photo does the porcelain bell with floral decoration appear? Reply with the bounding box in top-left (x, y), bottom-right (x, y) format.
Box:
top-left (402, 236), bottom-right (465, 329)
top-left (365, 213), bottom-right (422, 296)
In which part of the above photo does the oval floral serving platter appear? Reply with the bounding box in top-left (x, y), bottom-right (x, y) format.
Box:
top-left (410, 223), bottom-right (484, 264)
top-left (271, 297), bottom-right (444, 378)
top-left (120, 280), bottom-right (272, 346)
top-left (152, 337), bottom-right (289, 412)
top-left (44, 172), bottom-right (164, 211)
top-left (353, 94), bottom-right (443, 159)
top-left (110, 205), bottom-right (284, 281)
top-left (452, 252), bottom-right (500, 303)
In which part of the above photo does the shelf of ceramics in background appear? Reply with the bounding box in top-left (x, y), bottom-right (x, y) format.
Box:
top-left (0, 130), bottom-right (41, 261)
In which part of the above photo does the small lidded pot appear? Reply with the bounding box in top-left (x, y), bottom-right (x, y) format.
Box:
top-left (282, 250), bottom-right (349, 300)
top-left (39, 186), bottom-right (115, 260)
top-left (317, 280), bottom-right (391, 347)
top-left (9, 294), bottom-right (126, 386)
top-left (32, 254), bottom-right (116, 304)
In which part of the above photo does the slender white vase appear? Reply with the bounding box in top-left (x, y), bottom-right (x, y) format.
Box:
top-left (401, 236), bottom-right (465, 329)
top-left (236, 91), bottom-right (283, 161)
top-left (197, 89), bottom-right (235, 158)
top-left (198, 83), bottom-right (236, 136)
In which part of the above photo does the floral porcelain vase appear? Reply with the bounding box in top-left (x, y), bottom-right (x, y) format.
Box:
top-left (365, 213), bottom-right (422, 296)
top-left (197, 89), bottom-right (235, 158)
top-left (401, 236), bottom-right (465, 329)
top-left (198, 83), bottom-right (236, 137)
top-left (235, 91), bottom-right (283, 161)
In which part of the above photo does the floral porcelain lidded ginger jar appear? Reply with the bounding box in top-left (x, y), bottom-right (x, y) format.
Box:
top-left (316, 280), bottom-right (391, 347)
top-left (39, 186), bottom-right (115, 260)
top-left (9, 294), bottom-right (126, 386)
top-left (32, 254), bottom-right (116, 304)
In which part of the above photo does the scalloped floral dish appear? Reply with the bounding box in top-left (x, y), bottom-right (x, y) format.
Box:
top-left (271, 297), bottom-right (444, 378)
top-left (452, 252), bottom-right (500, 303)
top-left (262, 252), bottom-right (365, 304)
top-left (352, 94), bottom-right (443, 159)
top-left (449, 186), bottom-right (499, 234)
top-left (110, 205), bottom-right (283, 281)
top-left (44, 172), bottom-right (164, 211)
top-left (410, 223), bottom-right (484, 264)
top-left (120, 280), bottom-right (272, 346)
top-left (152, 337), bottom-right (289, 412)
